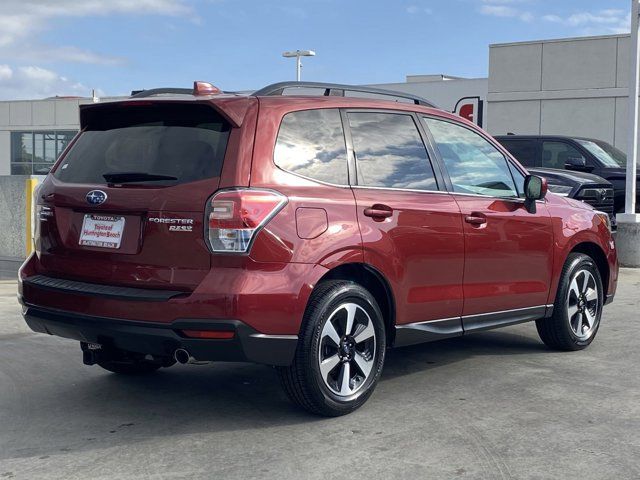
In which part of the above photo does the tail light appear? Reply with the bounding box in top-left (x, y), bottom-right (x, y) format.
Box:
top-left (33, 205), bottom-right (53, 252)
top-left (205, 188), bottom-right (287, 254)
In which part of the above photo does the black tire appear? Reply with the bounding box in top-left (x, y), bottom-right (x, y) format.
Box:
top-left (277, 280), bottom-right (386, 417)
top-left (536, 253), bottom-right (603, 351)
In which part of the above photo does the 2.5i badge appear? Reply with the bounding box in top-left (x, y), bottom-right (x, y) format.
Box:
top-left (148, 217), bottom-right (194, 232)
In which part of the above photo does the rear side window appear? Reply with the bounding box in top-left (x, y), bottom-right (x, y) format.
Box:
top-left (347, 112), bottom-right (437, 190)
top-left (54, 103), bottom-right (230, 185)
top-left (274, 109), bottom-right (348, 185)
top-left (423, 117), bottom-right (518, 198)
top-left (499, 139), bottom-right (537, 167)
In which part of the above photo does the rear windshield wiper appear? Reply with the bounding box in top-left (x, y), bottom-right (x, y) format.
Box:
top-left (103, 172), bottom-right (178, 183)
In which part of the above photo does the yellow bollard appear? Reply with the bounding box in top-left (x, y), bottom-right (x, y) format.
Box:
top-left (25, 177), bottom-right (39, 256)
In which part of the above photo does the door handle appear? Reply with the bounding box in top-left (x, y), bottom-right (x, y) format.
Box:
top-left (363, 204), bottom-right (393, 219)
top-left (465, 214), bottom-right (487, 226)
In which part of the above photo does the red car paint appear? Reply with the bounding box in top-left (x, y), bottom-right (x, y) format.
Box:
top-left (18, 91), bottom-right (618, 360)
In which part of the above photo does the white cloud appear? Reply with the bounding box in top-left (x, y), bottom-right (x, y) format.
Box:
top-left (479, 4), bottom-right (533, 22)
top-left (0, 64), bottom-right (13, 81)
top-left (11, 0), bottom-right (193, 18)
top-left (542, 14), bottom-right (562, 23)
top-left (481, 0), bottom-right (530, 3)
top-left (1, 0), bottom-right (194, 44)
top-left (0, 64), bottom-right (98, 100)
top-left (0, 0), bottom-right (194, 64)
top-left (406, 5), bottom-right (433, 15)
top-left (0, 0), bottom-right (196, 98)
top-left (2, 45), bottom-right (125, 66)
top-left (542, 8), bottom-right (630, 35)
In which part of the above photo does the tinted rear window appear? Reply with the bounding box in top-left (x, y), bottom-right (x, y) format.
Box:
top-left (274, 109), bottom-right (348, 185)
top-left (348, 112), bottom-right (437, 190)
top-left (499, 139), bottom-right (537, 167)
top-left (54, 103), bottom-right (230, 185)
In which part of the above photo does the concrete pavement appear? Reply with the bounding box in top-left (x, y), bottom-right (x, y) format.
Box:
top-left (1, 271), bottom-right (639, 479)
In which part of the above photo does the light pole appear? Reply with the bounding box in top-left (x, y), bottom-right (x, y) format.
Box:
top-left (617, 0), bottom-right (640, 267)
top-left (282, 50), bottom-right (316, 81)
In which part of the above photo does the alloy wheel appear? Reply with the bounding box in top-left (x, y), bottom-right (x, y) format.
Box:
top-left (317, 302), bottom-right (376, 397)
top-left (566, 269), bottom-right (600, 340)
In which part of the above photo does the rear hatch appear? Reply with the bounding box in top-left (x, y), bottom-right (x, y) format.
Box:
top-left (36, 101), bottom-right (232, 291)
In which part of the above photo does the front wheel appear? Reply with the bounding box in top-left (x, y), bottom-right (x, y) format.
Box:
top-left (277, 280), bottom-right (386, 416)
top-left (536, 253), bottom-right (603, 351)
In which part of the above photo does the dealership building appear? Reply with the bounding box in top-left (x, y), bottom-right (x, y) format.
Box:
top-left (0, 33), bottom-right (637, 275)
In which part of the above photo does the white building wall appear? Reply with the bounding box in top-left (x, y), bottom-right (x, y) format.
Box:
top-left (485, 100), bottom-right (540, 136)
top-left (0, 97), bottom-right (84, 174)
top-left (487, 34), bottom-right (634, 153)
top-left (367, 77), bottom-right (488, 114)
top-left (10, 102), bottom-right (33, 126)
top-left (488, 43), bottom-right (542, 93)
top-left (0, 132), bottom-right (10, 176)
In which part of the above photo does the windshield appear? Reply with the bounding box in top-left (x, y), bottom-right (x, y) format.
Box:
top-left (575, 139), bottom-right (626, 168)
top-left (54, 103), bottom-right (230, 185)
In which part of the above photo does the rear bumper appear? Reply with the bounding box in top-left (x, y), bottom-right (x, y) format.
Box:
top-left (20, 300), bottom-right (298, 366)
top-left (19, 254), bottom-right (329, 335)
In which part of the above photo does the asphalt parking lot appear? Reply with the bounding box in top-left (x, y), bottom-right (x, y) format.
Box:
top-left (1, 270), bottom-right (639, 480)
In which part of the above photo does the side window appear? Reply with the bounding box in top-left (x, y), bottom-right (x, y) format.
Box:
top-left (347, 112), bottom-right (437, 190)
top-left (499, 140), bottom-right (537, 167)
top-left (274, 109), bottom-right (348, 185)
top-left (423, 117), bottom-right (518, 198)
top-left (507, 162), bottom-right (526, 197)
top-left (541, 141), bottom-right (585, 169)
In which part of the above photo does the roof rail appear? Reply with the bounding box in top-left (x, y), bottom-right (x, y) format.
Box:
top-left (130, 88), bottom-right (194, 98)
top-left (253, 81), bottom-right (437, 108)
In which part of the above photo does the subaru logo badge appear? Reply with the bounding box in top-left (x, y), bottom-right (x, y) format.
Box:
top-left (86, 190), bottom-right (107, 205)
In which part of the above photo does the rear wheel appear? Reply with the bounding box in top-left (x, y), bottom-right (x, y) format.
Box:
top-left (277, 280), bottom-right (386, 416)
top-left (536, 253), bottom-right (603, 351)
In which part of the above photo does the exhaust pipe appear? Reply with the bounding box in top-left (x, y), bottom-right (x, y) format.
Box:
top-left (174, 348), bottom-right (209, 365)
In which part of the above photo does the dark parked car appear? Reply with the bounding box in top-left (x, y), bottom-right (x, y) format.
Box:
top-left (19, 81), bottom-right (618, 416)
top-left (495, 135), bottom-right (638, 214)
top-left (526, 167), bottom-right (615, 227)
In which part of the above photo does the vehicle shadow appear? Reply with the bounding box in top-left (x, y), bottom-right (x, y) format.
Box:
top-left (383, 327), bottom-right (548, 380)
top-left (0, 327), bottom-right (549, 460)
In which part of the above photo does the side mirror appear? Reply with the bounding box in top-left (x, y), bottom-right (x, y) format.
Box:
top-left (524, 175), bottom-right (547, 214)
top-left (564, 156), bottom-right (588, 171)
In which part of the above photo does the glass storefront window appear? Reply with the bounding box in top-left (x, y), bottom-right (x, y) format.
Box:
top-left (10, 163), bottom-right (32, 175)
top-left (34, 133), bottom-right (45, 164)
top-left (56, 131), bottom-right (75, 158)
top-left (10, 130), bottom-right (77, 175)
top-left (44, 132), bottom-right (57, 164)
top-left (11, 132), bottom-right (33, 164)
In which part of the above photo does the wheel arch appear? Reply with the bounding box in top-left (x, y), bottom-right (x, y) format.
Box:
top-left (316, 263), bottom-right (397, 345)
top-left (568, 241), bottom-right (610, 295)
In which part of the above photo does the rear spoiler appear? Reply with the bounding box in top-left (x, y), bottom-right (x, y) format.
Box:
top-left (79, 96), bottom-right (251, 129)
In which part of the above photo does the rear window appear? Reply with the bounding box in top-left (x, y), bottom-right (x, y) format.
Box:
top-left (274, 108), bottom-right (348, 185)
top-left (349, 112), bottom-right (437, 190)
top-left (499, 139), bottom-right (537, 167)
top-left (54, 103), bottom-right (230, 185)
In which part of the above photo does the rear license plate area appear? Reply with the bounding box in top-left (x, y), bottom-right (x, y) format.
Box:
top-left (79, 214), bottom-right (125, 249)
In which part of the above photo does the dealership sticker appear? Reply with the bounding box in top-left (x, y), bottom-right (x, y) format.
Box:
top-left (79, 214), bottom-right (125, 249)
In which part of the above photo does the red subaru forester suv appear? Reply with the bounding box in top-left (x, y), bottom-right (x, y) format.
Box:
top-left (19, 81), bottom-right (618, 416)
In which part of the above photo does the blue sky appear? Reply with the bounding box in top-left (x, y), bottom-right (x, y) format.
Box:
top-left (0, 0), bottom-right (632, 99)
